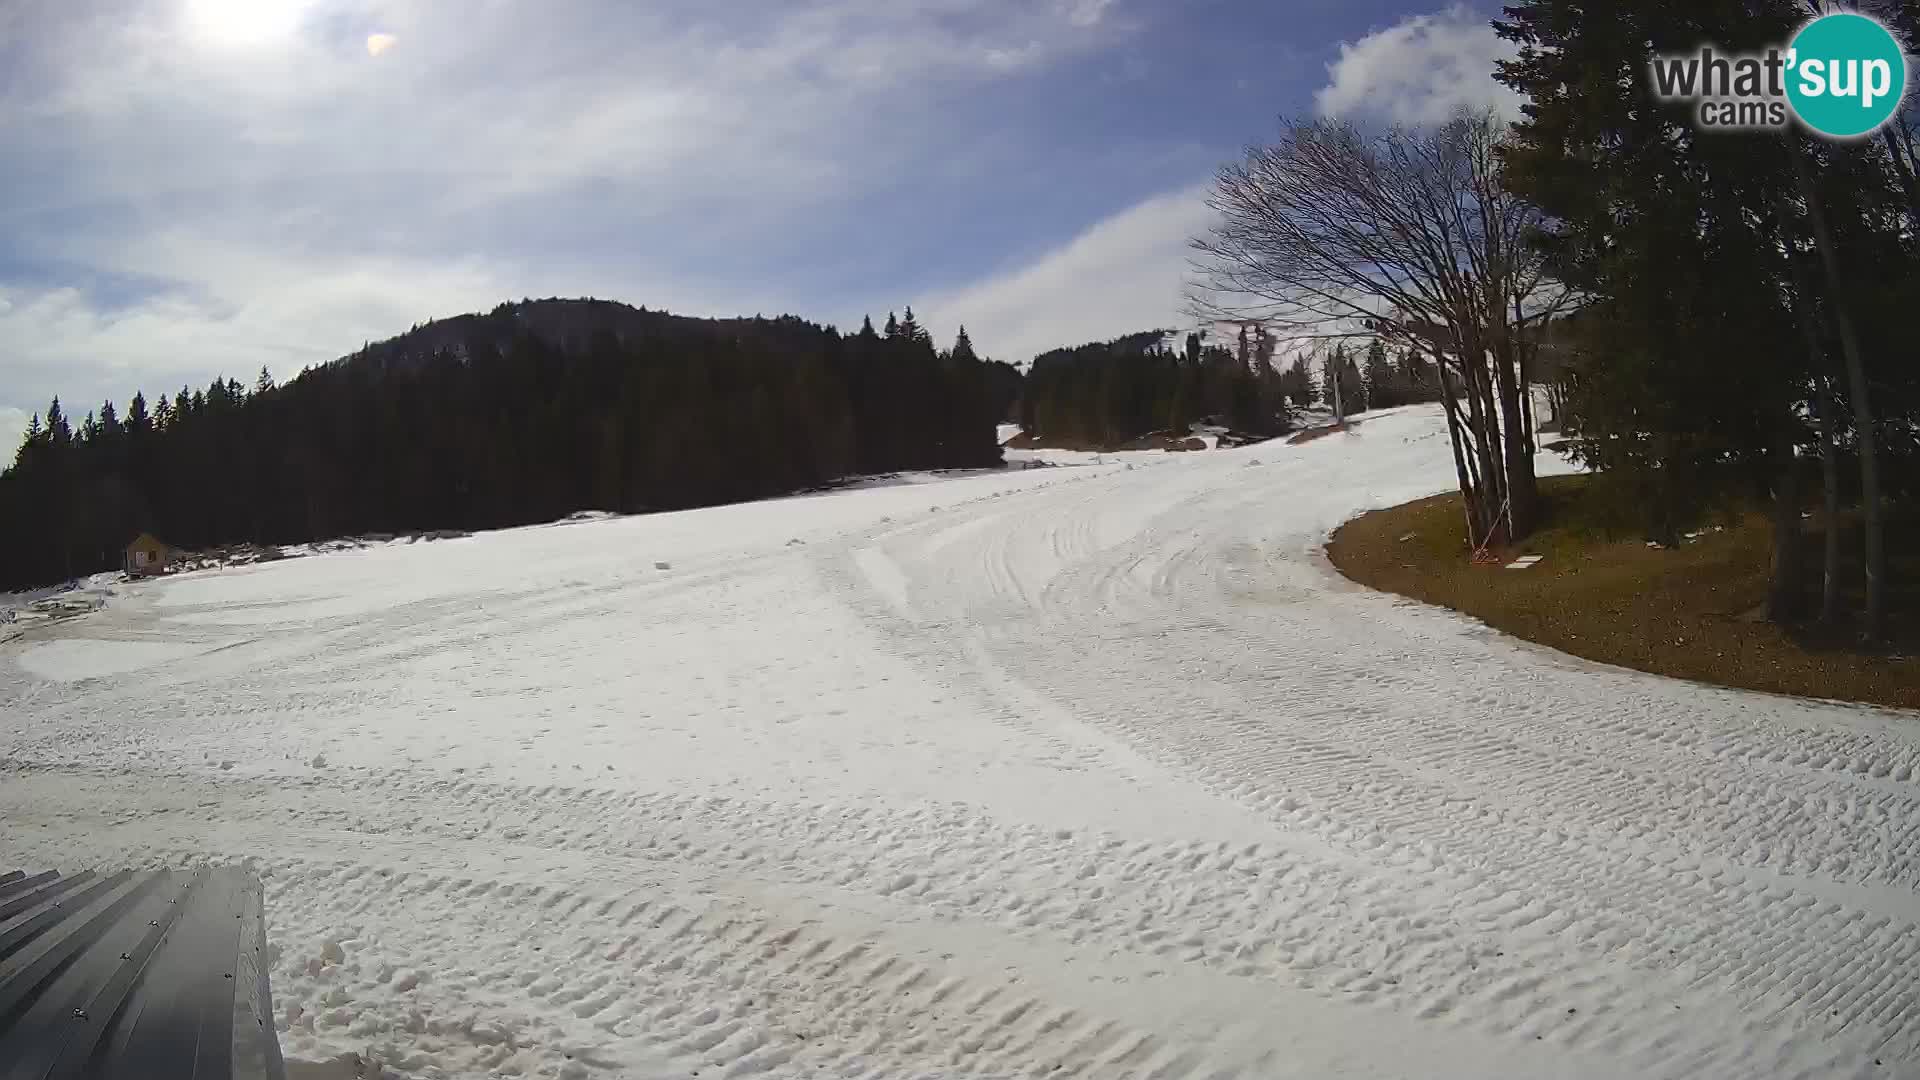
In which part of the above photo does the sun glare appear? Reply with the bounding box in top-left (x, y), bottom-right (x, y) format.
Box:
top-left (185, 0), bottom-right (312, 47)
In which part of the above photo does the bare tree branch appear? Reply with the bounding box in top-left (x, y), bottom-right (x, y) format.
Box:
top-left (1188, 110), bottom-right (1567, 542)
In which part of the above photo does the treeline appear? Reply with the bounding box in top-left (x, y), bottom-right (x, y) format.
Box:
top-left (1014, 325), bottom-right (1445, 449)
top-left (1017, 327), bottom-right (1296, 448)
top-left (0, 300), bottom-right (1015, 591)
top-left (1306, 339), bottom-right (1448, 417)
top-left (1356, 340), bottom-right (1444, 411)
top-left (1497, 0), bottom-right (1920, 634)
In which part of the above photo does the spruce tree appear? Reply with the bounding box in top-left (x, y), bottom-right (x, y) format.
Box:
top-left (18, 414), bottom-right (42, 465)
top-left (1493, 0), bottom-right (1858, 607)
top-left (899, 306), bottom-right (931, 347)
top-left (45, 398), bottom-right (70, 445)
top-left (951, 326), bottom-right (979, 365)
top-left (1362, 339), bottom-right (1394, 407)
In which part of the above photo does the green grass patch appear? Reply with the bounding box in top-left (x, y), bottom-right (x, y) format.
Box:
top-left (1327, 474), bottom-right (1920, 711)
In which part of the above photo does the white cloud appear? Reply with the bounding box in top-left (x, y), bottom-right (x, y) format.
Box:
top-left (919, 185), bottom-right (1214, 364)
top-left (1314, 5), bottom-right (1521, 126)
top-left (0, 241), bottom-right (788, 435)
top-left (1066, 0), bottom-right (1116, 29)
top-left (0, 408), bottom-right (27, 465)
top-left (0, 0), bottom-right (1139, 427)
top-left (985, 41), bottom-right (1045, 70)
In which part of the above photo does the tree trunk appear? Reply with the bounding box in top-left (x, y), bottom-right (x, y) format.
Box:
top-left (1491, 335), bottom-right (1538, 539)
top-left (1815, 381), bottom-right (1844, 624)
top-left (1766, 428), bottom-right (1804, 624)
top-left (1517, 342), bottom-right (1537, 455)
top-left (1776, 190), bottom-right (1847, 626)
top-left (1436, 357), bottom-right (1481, 547)
top-left (1456, 335), bottom-right (1507, 548)
top-left (1793, 146), bottom-right (1886, 639)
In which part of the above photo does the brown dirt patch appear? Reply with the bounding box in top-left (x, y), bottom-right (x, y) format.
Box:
top-left (1326, 475), bottom-right (1920, 711)
top-left (1287, 418), bottom-right (1363, 446)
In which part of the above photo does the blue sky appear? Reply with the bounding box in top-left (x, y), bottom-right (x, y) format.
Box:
top-left (0, 0), bottom-right (1519, 453)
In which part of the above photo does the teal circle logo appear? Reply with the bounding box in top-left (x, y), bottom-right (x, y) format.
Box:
top-left (1786, 13), bottom-right (1907, 138)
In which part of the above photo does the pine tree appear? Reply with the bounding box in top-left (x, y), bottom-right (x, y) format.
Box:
top-left (45, 398), bottom-right (70, 445)
top-left (1283, 355), bottom-right (1315, 407)
top-left (1362, 339), bottom-right (1396, 407)
top-left (899, 306), bottom-right (932, 347)
top-left (1494, 0), bottom-right (1865, 612)
top-left (951, 326), bottom-right (979, 365)
top-left (1156, 338), bottom-right (1192, 435)
top-left (883, 312), bottom-right (899, 339)
top-left (1253, 325), bottom-right (1276, 373)
top-left (256, 366), bottom-right (276, 395)
top-left (17, 414), bottom-right (42, 467)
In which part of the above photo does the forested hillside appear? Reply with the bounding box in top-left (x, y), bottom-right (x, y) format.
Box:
top-left (1017, 329), bottom-right (1295, 449)
top-left (1014, 325), bottom-right (1444, 450)
top-left (0, 299), bottom-right (1014, 590)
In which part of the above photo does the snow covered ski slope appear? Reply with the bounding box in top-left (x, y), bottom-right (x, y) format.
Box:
top-left (3, 405), bottom-right (1918, 1079)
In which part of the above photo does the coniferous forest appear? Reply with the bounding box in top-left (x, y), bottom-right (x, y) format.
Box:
top-left (0, 298), bottom-right (1019, 591)
top-left (1017, 328), bottom-right (1298, 448)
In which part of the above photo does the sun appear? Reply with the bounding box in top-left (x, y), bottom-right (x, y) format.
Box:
top-left (184, 0), bottom-right (313, 47)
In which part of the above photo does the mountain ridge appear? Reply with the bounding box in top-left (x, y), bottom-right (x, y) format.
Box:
top-left (335, 297), bottom-right (835, 374)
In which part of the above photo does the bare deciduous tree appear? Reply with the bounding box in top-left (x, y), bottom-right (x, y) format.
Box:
top-left (1189, 111), bottom-right (1572, 548)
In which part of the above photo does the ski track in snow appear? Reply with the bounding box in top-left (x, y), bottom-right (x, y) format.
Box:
top-left (2, 405), bottom-right (1918, 1079)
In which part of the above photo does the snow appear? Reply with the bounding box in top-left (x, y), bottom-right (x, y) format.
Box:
top-left (3, 404), bottom-right (1918, 1079)
top-left (1001, 444), bottom-right (1208, 468)
top-left (1, 572), bottom-right (122, 645)
top-left (16, 637), bottom-right (229, 682)
top-left (827, 468), bottom-right (1004, 492)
